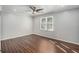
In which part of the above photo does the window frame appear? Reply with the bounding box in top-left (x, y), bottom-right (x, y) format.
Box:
top-left (40, 16), bottom-right (54, 31)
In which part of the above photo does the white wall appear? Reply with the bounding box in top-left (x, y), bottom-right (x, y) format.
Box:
top-left (0, 16), bottom-right (1, 40)
top-left (0, 15), bottom-right (1, 51)
top-left (1, 6), bottom-right (79, 44)
top-left (33, 8), bottom-right (79, 44)
top-left (2, 12), bottom-right (33, 40)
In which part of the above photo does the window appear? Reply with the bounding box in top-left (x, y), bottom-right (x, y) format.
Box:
top-left (40, 16), bottom-right (54, 31)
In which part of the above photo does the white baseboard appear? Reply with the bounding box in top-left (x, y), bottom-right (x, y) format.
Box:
top-left (34, 33), bottom-right (79, 45)
top-left (1, 33), bottom-right (79, 46)
top-left (1, 33), bottom-right (32, 40)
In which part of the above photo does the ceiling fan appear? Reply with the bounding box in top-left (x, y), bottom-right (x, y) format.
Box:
top-left (28, 5), bottom-right (44, 14)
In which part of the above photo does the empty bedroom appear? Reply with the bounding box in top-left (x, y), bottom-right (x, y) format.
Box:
top-left (0, 5), bottom-right (79, 53)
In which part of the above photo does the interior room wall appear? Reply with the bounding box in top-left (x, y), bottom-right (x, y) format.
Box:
top-left (33, 8), bottom-right (79, 44)
top-left (0, 15), bottom-right (1, 40)
top-left (2, 12), bottom-right (33, 40)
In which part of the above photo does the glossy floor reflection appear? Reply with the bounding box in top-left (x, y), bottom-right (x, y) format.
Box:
top-left (1, 34), bottom-right (79, 53)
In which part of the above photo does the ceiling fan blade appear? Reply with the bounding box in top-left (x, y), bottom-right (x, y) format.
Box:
top-left (29, 6), bottom-right (33, 10)
top-left (36, 9), bottom-right (43, 12)
top-left (29, 6), bottom-right (36, 11)
top-left (28, 5), bottom-right (44, 14)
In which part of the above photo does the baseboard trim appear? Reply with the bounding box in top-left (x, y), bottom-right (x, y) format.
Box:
top-left (1, 33), bottom-right (79, 46)
top-left (1, 33), bottom-right (32, 40)
top-left (33, 33), bottom-right (79, 46)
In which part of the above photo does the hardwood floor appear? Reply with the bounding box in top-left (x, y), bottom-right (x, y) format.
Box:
top-left (1, 34), bottom-right (79, 53)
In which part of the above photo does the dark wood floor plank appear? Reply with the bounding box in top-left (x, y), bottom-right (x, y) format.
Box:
top-left (1, 34), bottom-right (79, 53)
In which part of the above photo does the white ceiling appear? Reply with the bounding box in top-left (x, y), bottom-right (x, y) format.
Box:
top-left (0, 5), bottom-right (79, 16)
